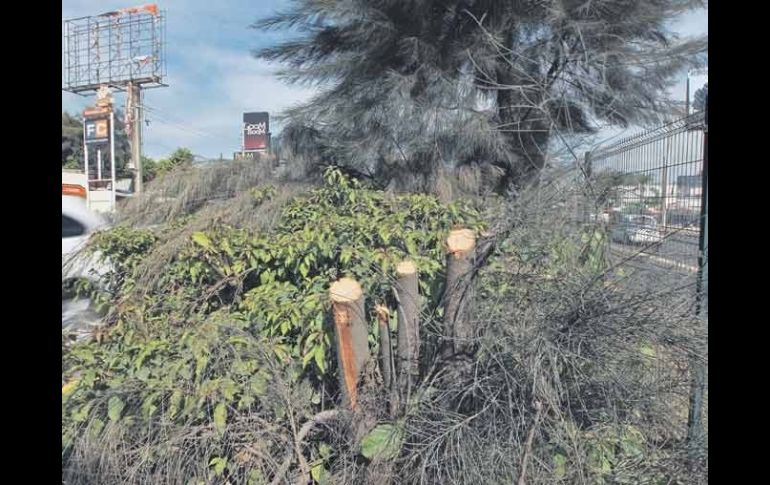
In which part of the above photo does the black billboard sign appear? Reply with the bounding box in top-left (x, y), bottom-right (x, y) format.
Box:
top-left (243, 112), bottom-right (269, 151)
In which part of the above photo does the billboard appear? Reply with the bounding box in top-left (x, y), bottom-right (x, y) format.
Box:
top-left (243, 112), bottom-right (270, 152)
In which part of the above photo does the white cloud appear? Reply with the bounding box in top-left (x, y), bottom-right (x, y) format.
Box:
top-left (136, 48), bottom-right (317, 159)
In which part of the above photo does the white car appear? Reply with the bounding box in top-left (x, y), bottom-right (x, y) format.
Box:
top-left (62, 197), bottom-right (109, 337)
top-left (610, 214), bottom-right (663, 247)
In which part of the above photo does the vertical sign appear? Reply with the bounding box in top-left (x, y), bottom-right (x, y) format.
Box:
top-left (243, 112), bottom-right (270, 152)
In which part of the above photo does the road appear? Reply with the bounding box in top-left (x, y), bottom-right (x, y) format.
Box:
top-left (610, 228), bottom-right (701, 273)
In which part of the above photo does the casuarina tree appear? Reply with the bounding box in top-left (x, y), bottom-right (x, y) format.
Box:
top-left (255, 0), bottom-right (707, 193)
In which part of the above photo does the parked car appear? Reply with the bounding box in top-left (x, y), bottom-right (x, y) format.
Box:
top-left (588, 211), bottom-right (610, 224)
top-left (62, 197), bottom-right (109, 338)
top-left (610, 213), bottom-right (663, 247)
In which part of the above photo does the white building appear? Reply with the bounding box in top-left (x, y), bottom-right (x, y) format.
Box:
top-left (62, 169), bottom-right (133, 214)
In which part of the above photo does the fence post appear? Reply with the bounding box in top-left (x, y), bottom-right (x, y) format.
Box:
top-left (687, 99), bottom-right (708, 461)
top-left (330, 277), bottom-right (370, 410)
top-left (583, 151), bottom-right (593, 223)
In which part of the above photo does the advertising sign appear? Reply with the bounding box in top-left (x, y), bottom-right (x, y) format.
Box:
top-left (243, 112), bottom-right (270, 151)
top-left (85, 118), bottom-right (110, 145)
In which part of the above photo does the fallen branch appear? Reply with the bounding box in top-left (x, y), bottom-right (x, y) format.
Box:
top-left (517, 401), bottom-right (544, 485)
top-left (270, 409), bottom-right (345, 485)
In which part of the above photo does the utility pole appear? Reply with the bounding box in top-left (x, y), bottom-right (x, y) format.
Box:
top-left (129, 83), bottom-right (144, 193)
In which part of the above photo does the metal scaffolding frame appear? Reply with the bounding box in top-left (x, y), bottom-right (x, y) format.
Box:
top-left (63, 4), bottom-right (168, 196)
top-left (62, 5), bottom-right (167, 94)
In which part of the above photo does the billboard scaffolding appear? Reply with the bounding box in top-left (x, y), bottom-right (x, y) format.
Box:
top-left (62, 4), bottom-right (167, 94)
top-left (63, 4), bottom-right (168, 194)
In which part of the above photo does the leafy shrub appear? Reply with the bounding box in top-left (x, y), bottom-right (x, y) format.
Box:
top-left (62, 168), bottom-right (483, 482)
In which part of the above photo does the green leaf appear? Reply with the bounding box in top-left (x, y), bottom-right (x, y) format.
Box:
top-left (640, 344), bottom-right (656, 358)
top-left (310, 462), bottom-right (327, 483)
top-left (141, 392), bottom-right (159, 419)
top-left (620, 425), bottom-right (646, 458)
top-left (319, 443), bottom-right (332, 459)
top-left (238, 395), bottom-right (255, 410)
top-left (553, 453), bottom-right (567, 479)
top-left (302, 350), bottom-right (315, 369)
top-left (405, 238), bottom-right (418, 255)
top-left (107, 396), bottom-right (125, 422)
top-left (250, 374), bottom-right (268, 397)
top-left (195, 354), bottom-right (209, 381)
top-left (62, 379), bottom-right (79, 398)
top-left (209, 456), bottom-right (227, 476)
top-left (221, 378), bottom-right (237, 401)
top-left (71, 402), bottom-right (93, 423)
top-left (89, 418), bottom-right (105, 439)
top-left (214, 402), bottom-right (227, 434)
top-left (314, 344), bottom-right (326, 373)
top-left (247, 469), bottom-right (265, 485)
top-left (169, 389), bottom-right (183, 419)
top-left (361, 423), bottom-right (403, 460)
top-left (228, 336), bottom-right (251, 347)
top-left (191, 232), bottom-right (213, 251)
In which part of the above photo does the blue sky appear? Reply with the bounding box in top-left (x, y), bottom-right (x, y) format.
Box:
top-left (62, 1), bottom-right (707, 160)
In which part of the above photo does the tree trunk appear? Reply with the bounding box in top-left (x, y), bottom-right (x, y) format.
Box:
top-left (495, 24), bottom-right (550, 191)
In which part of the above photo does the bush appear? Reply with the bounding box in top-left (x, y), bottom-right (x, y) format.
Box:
top-left (63, 168), bottom-right (705, 484)
top-left (63, 168), bottom-right (483, 482)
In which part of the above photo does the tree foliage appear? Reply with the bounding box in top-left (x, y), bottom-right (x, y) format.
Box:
top-left (142, 148), bottom-right (196, 183)
top-left (693, 82), bottom-right (707, 112)
top-left (257, 0), bottom-right (707, 193)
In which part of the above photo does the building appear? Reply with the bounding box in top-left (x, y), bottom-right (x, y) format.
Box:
top-left (62, 169), bottom-right (133, 214)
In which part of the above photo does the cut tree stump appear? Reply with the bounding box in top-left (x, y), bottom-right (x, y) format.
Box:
top-left (375, 304), bottom-right (393, 391)
top-left (330, 277), bottom-right (370, 409)
top-left (442, 229), bottom-right (476, 357)
top-left (395, 260), bottom-right (419, 412)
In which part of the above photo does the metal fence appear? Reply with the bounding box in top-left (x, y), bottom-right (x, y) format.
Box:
top-left (580, 108), bottom-right (708, 456)
top-left (582, 111), bottom-right (707, 274)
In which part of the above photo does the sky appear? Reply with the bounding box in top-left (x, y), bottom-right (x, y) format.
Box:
top-left (62, 1), bottom-right (707, 160)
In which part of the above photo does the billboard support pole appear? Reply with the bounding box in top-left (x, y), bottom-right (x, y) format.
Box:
top-left (83, 121), bottom-right (90, 208)
top-left (130, 83), bottom-right (144, 194)
top-left (97, 149), bottom-right (102, 181)
top-left (110, 110), bottom-right (117, 212)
